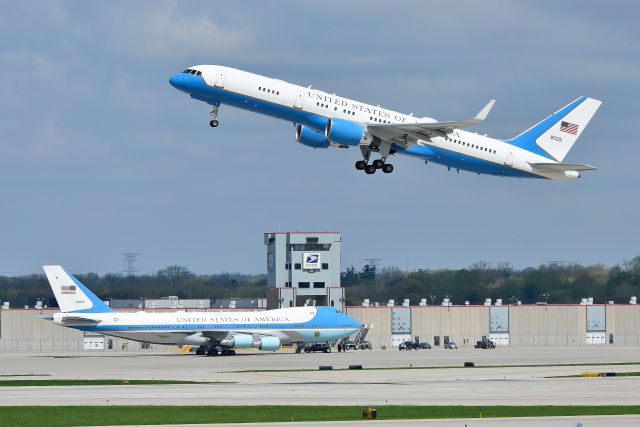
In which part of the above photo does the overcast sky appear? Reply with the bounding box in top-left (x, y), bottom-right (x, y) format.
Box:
top-left (1, 1), bottom-right (638, 275)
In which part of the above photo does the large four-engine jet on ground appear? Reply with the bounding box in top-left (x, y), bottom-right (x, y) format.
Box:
top-left (43, 265), bottom-right (361, 356)
top-left (170, 66), bottom-right (601, 179)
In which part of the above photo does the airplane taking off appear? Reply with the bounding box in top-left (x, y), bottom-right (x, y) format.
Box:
top-left (170, 66), bottom-right (602, 179)
top-left (43, 265), bottom-right (361, 356)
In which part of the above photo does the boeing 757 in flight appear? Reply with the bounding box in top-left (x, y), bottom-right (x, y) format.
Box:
top-left (170, 66), bottom-right (601, 179)
top-left (43, 265), bottom-right (360, 356)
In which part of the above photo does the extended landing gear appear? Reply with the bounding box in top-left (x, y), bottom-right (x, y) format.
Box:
top-left (357, 143), bottom-right (394, 175)
top-left (196, 345), bottom-right (236, 356)
top-left (209, 106), bottom-right (220, 127)
top-left (355, 158), bottom-right (394, 175)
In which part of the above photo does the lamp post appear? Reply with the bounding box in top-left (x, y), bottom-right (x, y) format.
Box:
top-left (543, 293), bottom-right (549, 311)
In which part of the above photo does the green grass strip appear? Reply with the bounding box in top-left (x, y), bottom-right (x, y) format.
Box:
top-left (0, 379), bottom-right (232, 387)
top-left (0, 405), bottom-right (639, 426)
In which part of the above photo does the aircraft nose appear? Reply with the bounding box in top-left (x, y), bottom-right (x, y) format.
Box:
top-left (169, 73), bottom-right (187, 91)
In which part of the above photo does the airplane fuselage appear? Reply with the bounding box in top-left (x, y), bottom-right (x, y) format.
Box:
top-left (54, 306), bottom-right (360, 346)
top-left (170, 66), bottom-right (597, 179)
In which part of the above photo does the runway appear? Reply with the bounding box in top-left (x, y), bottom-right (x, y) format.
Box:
top-left (1, 347), bottom-right (639, 407)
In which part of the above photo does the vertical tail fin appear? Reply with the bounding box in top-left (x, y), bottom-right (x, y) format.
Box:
top-left (506, 97), bottom-right (602, 162)
top-left (43, 265), bottom-right (112, 313)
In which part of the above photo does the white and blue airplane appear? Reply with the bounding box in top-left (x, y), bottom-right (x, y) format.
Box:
top-left (170, 65), bottom-right (601, 179)
top-left (43, 265), bottom-right (361, 356)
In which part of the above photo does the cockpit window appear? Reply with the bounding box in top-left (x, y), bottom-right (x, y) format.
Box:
top-left (182, 69), bottom-right (202, 76)
top-left (183, 69), bottom-right (191, 74)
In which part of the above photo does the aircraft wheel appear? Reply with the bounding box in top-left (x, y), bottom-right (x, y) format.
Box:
top-left (230, 350), bottom-right (236, 355)
top-left (372, 159), bottom-right (384, 169)
top-left (196, 348), bottom-right (205, 355)
top-left (355, 160), bottom-right (366, 170)
top-left (365, 165), bottom-right (376, 175)
top-left (210, 119), bottom-right (219, 128)
top-left (382, 163), bottom-right (394, 173)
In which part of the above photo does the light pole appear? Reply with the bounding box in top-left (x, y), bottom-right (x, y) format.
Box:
top-left (543, 293), bottom-right (549, 311)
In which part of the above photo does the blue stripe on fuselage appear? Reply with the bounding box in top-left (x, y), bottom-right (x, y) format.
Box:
top-left (67, 307), bottom-right (361, 333)
top-left (177, 74), bottom-right (329, 133)
top-left (396, 145), bottom-right (542, 178)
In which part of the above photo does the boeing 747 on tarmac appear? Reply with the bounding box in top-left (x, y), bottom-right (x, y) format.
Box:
top-left (43, 265), bottom-right (360, 356)
top-left (170, 66), bottom-right (601, 179)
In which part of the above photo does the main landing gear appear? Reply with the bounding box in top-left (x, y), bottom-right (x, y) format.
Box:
top-left (195, 345), bottom-right (236, 356)
top-left (356, 143), bottom-right (394, 175)
top-left (355, 159), bottom-right (394, 175)
top-left (209, 106), bottom-right (220, 127)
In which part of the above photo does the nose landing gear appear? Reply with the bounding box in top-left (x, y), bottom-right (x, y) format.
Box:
top-left (209, 106), bottom-right (220, 127)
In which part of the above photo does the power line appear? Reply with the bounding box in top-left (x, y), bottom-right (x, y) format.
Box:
top-left (122, 252), bottom-right (140, 276)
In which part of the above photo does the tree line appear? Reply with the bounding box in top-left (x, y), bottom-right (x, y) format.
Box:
top-left (0, 257), bottom-right (639, 308)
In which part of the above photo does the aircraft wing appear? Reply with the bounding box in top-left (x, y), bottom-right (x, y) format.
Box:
top-left (529, 163), bottom-right (597, 172)
top-left (366, 100), bottom-right (495, 146)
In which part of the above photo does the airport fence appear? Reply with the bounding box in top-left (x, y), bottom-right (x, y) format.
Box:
top-left (0, 338), bottom-right (84, 352)
top-left (0, 338), bottom-right (176, 353)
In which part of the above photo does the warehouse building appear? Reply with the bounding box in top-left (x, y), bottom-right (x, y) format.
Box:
top-left (346, 299), bottom-right (640, 349)
top-left (1, 300), bottom-right (639, 352)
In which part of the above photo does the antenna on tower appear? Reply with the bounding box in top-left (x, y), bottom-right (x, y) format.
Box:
top-left (122, 252), bottom-right (140, 276)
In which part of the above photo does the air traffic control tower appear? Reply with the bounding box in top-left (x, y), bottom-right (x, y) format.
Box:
top-left (264, 232), bottom-right (344, 312)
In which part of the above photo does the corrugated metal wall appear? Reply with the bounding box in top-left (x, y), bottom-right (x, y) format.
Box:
top-left (346, 304), bottom-right (640, 349)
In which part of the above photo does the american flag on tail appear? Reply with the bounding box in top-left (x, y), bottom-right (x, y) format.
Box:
top-left (560, 121), bottom-right (579, 135)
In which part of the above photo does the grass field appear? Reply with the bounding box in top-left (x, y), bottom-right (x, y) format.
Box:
top-left (0, 405), bottom-right (639, 426)
top-left (0, 379), bottom-right (230, 387)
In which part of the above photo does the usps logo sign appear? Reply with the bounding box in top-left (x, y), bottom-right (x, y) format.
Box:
top-left (303, 252), bottom-right (321, 270)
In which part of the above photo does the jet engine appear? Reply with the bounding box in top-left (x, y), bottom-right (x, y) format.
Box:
top-left (253, 336), bottom-right (281, 351)
top-left (325, 118), bottom-right (365, 146)
top-left (182, 332), bottom-right (209, 346)
top-left (220, 334), bottom-right (254, 349)
top-left (296, 125), bottom-right (330, 149)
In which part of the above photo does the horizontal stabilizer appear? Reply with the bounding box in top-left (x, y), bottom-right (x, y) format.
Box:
top-left (58, 316), bottom-right (102, 324)
top-left (530, 163), bottom-right (596, 172)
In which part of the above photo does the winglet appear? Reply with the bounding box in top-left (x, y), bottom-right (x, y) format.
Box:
top-left (475, 99), bottom-right (496, 122)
